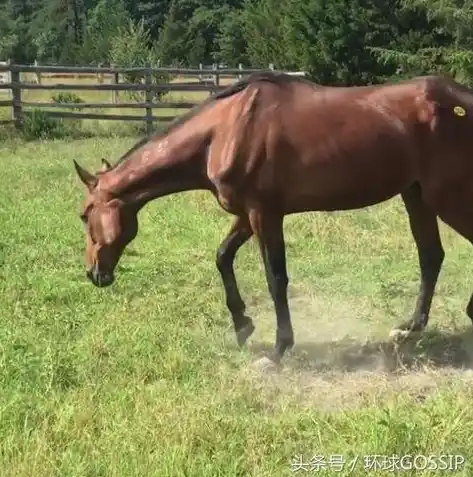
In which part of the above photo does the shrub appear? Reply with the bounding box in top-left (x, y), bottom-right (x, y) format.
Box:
top-left (109, 19), bottom-right (172, 103)
top-left (22, 109), bottom-right (67, 140)
top-left (51, 92), bottom-right (85, 110)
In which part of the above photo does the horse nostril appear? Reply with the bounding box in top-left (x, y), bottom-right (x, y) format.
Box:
top-left (85, 264), bottom-right (115, 287)
top-left (86, 265), bottom-right (98, 284)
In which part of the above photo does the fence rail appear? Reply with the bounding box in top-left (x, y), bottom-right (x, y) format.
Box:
top-left (0, 64), bottom-right (270, 75)
top-left (0, 82), bottom-right (227, 92)
top-left (0, 63), bottom-right (307, 134)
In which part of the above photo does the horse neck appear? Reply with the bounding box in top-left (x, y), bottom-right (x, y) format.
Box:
top-left (104, 128), bottom-right (212, 210)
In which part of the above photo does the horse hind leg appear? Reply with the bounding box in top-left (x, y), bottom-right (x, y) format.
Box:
top-left (430, 202), bottom-right (473, 327)
top-left (390, 182), bottom-right (445, 339)
top-left (216, 215), bottom-right (255, 347)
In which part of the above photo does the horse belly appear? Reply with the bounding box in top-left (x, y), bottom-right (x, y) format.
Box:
top-left (263, 91), bottom-right (421, 212)
top-left (280, 138), bottom-right (414, 212)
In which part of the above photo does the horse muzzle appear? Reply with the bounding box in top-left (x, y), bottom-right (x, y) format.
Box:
top-left (86, 264), bottom-right (115, 287)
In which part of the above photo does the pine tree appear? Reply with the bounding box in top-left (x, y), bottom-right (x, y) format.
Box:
top-left (0, 0), bottom-right (37, 62)
top-left (32, 0), bottom-right (88, 64)
top-left (370, 0), bottom-right (464, 82)
top-left (215, 9), bottom-right (249, 66)
top-left (83, 0), bottom-right (128, 64)
top-left (134, 0), bottom-right (171, 41)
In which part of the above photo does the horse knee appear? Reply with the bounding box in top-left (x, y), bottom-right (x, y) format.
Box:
top-left (216, 245), bottom-right (230, 273)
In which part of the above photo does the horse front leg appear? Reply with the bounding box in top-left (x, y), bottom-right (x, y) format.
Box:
top-left (216, 215), bottom-right (255, 347)
top-left (390, 183), bottom-right (445, 339)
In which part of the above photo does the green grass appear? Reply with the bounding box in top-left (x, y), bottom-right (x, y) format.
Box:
top-left (2, 137), bottom-right (473, 476)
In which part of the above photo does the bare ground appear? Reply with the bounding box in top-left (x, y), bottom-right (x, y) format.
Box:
top-left (239, 287), bottom-right (473, 411)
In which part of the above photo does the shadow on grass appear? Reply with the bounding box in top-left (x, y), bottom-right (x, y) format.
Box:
top-left (248, 327), bottom-right (473, 373)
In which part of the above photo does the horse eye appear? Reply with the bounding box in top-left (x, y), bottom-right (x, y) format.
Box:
top-left (80, 214), bottom-right (87, 223)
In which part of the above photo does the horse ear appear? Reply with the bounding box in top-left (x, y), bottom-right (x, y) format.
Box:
top-left (73, 160), bottom-right (98, 189)
top-left (101, 158), bottom-right (112, 171)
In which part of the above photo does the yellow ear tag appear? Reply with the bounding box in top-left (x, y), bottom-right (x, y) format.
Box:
top-left (454, 106), bottom-right (466, 117)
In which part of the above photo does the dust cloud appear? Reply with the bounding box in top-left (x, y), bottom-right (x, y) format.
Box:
top-left (239, 290), bottom-right (473, 410)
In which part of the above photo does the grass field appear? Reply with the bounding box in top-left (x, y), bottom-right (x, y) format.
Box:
top-left (3, 135), bottom-right (473, 476)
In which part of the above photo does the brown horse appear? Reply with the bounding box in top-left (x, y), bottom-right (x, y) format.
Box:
top-left (74, 71), bottom-right (473, 365)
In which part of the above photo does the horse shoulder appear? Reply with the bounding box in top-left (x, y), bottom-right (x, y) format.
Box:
top-left (206, 85), bottom-right (261, 185)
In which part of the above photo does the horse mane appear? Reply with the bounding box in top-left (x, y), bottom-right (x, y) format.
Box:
top-left (111, 70), bottom-right (310, 169)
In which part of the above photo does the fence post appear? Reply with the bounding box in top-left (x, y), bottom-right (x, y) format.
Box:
top-left (213, 64), bottom-right (220, 95)
top-left (238, 63), bottom-right (243, 80)
top-left (34, 59), bottom-right (42, 84)
top-left (97, 63), bottom-right (104, 84)
top-left (144, 68), bottom-right (153, 135)
top-left (111, 64), bottom-right (119, 103)
top-left (5, 59), bottom-right (12, 99)
top-left (10, 66), bottom-right (22, 130)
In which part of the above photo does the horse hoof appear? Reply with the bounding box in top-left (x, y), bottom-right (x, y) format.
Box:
top-left (236, 321), bottom-right (255, 347)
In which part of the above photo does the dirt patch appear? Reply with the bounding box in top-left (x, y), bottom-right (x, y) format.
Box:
top-left (241, 289), bottom-right (473, 410)
top-left (243, 365), bottom-right (473, 411)
top-left (249, 289), bottom-right (393, 348)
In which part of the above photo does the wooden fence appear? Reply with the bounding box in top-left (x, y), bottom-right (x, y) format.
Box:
top-left (0, 64), bottom-right (307, 134)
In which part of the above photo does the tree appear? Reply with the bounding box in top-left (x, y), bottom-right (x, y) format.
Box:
top-left (278, 0), bottom-right (404, 85)
top-left (32, 0), bottom-right (88, 64)
top-left (157, 0), bottom-right (232, 65)
top-left (0, 0), bottom-right (37, 62)
top-left (239, 0), bottom-right (292, 69)
top-left (1, 0), bottom-right (468, 89)
top-left (371, 0), bottom-right (472, 83)
top-left (239, 0), bottom-right (442, 86)
top-left (109, 19), bottom-right (171, 100)
top-left (83, 0), bottom-right (128, 64)
top-left (131, 0), bottom-right (171, 41)
top-left (156, 0), bottom-right (197, 65)
top-left (215, 9), bottom-right (249, 66)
